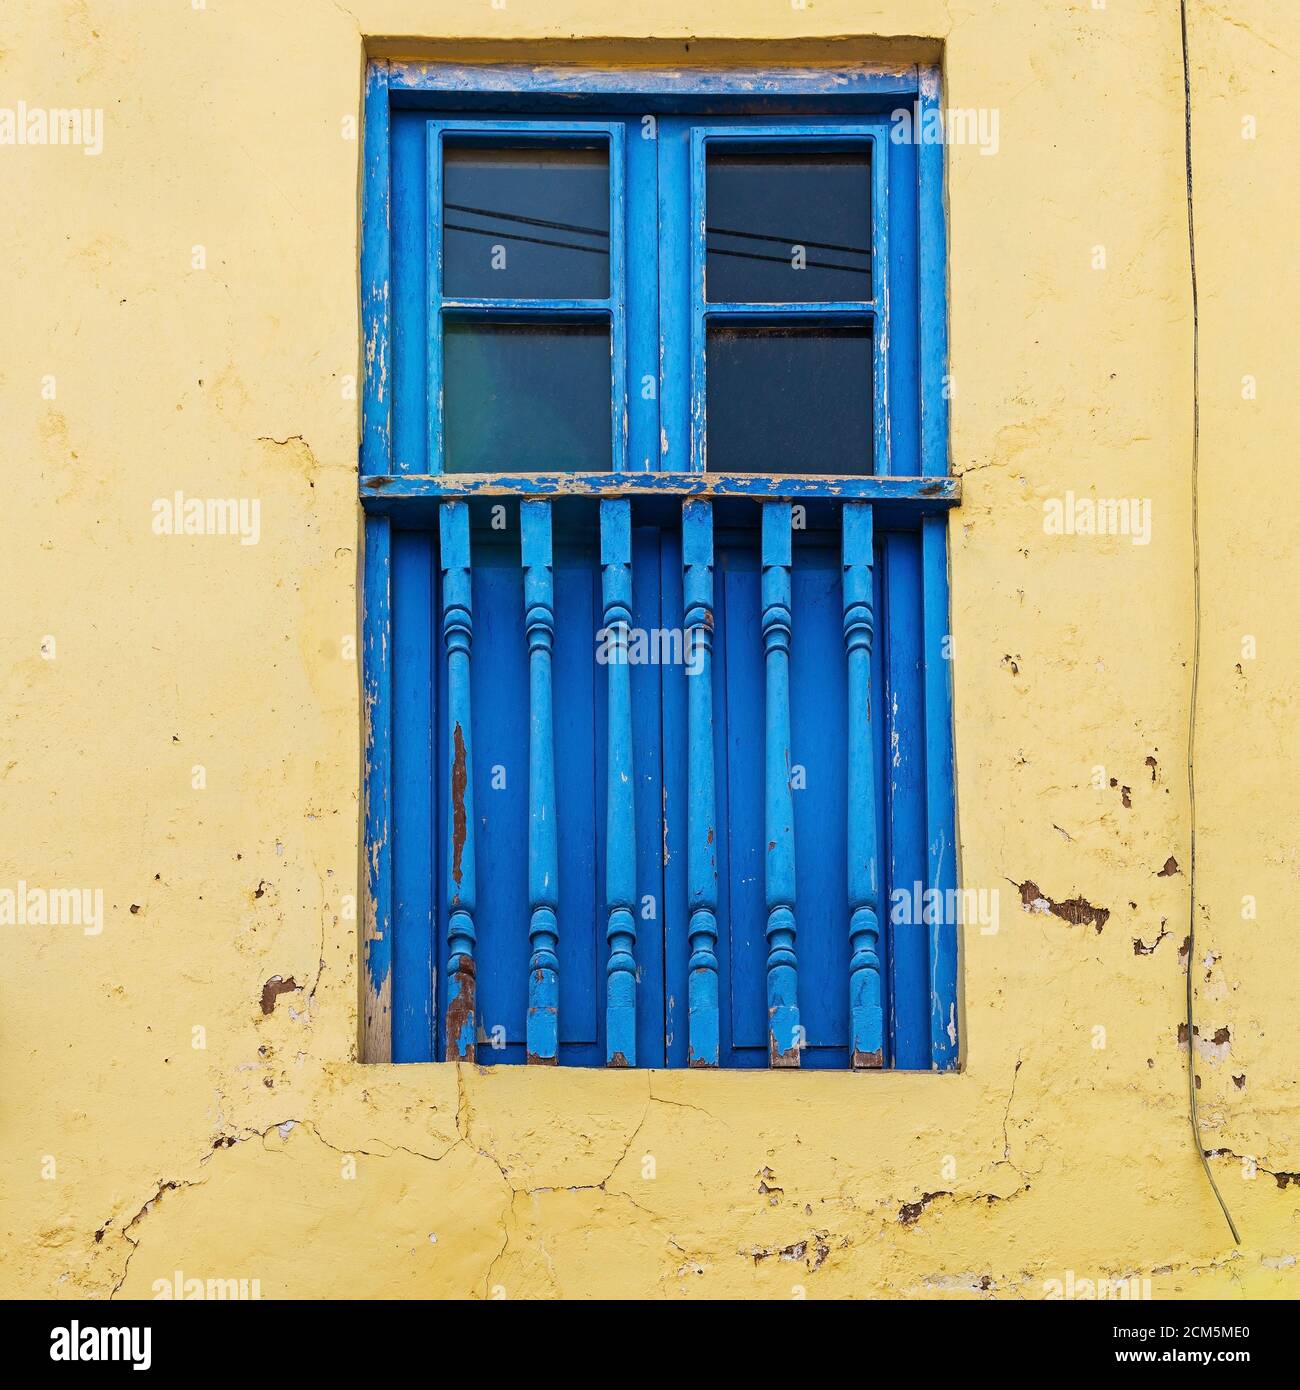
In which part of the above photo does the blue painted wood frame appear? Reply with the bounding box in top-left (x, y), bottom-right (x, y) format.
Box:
top-left (361, 62), bottom-right (391, 480)
top-left (360, 61), bottom-right (961, 1071)
top-left (363, 473), bottom-right (959, 506)
top-left (600, 499), bottom-right (637, 1066)
top-left (923, 514), bottom-right (959, 1067)
top-left (387, 62), bottom-right (921, 101)
top-left (917, 69), bottom-right (951, 480)
top-left (391, 529), bottom-right (435, 1061)
top-left (361, 513), bottom-right (392, 1061)
top-left (424, 119), bottom-right (627, 474)
top-left (521, 500), bottom-right (561, 1063)
top-left (687, 122), bottom-right (892, 476)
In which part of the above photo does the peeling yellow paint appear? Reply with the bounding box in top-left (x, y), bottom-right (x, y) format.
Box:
top-left (2, 0), bottom-right (1298, 1301)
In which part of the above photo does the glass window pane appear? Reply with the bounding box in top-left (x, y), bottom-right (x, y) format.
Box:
top-left (705, 323), bottom-right (873, 475)
top-left (443, 144), bottom-right (609, 300)
top-left (706, 150), bottom-right (871, 304)
top-left (443, 321), bottom-right (611, 472)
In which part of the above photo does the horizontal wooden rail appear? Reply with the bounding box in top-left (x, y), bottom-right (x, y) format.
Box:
top-left (361, 473), bottom-right (959, 507)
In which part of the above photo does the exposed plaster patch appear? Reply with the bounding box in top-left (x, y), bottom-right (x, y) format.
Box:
top-left (259, 975), bottom-right (300, 1015)
top-left (1177, 1023), bottom-right (1232, 1063)
top-left (898, 1191), bottom-right (950, 1226)
top-left (1015, 880), bottom-right (1110, 933)
top-left (746, 1235), bottom-right (831, 1269)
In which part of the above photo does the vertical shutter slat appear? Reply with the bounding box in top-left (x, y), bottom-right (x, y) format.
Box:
top-left (362, 514), bottom-right (393, 1062)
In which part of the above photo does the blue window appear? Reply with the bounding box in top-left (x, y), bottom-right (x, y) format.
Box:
top-left (360, 62), bottom-right (959, 1071)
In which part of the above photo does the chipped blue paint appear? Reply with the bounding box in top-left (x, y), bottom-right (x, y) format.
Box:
top-left (682, 500), bottom-right (719, 1067)
top-left (521, 501), bottom-right (560, 1063)
top-left (391, 530), bottom-right (435, 1061)
top-left (761, 502), bottom-right (801, 1066)
top-left (626, 121), bottom-right (659, 470)
top-left (361, 473), bottom-right (960, 506)
top-left (440, 502), bottom-right (477, 1062)
top-left (843, 504), bottom-right (884, 1067)
top-left (923, 514), bottom-right (960, 1069)
top-left (918, 67), bottom-right (950, 479)
top-left (361, 62), bottom-right (391, 479)
top-left (387, 62), bottom-right (920, 101)
top-left (600, 500), bottom-right (637, 1065)
top-left (361, 514), bottom-right (392, 1060)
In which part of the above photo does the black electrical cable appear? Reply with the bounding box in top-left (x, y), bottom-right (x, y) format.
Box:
top-left (1180, 0), bottom-right (1241, 1247)
top-left (705, 224), bottom-right (870, 258)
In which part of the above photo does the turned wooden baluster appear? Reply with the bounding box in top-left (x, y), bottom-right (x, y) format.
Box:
top-left (843, 503), bottom-right (884, 1067)
top-left (440, 501), bottom-right (477, 1062)
top-left (683, 500), bottom-right (720, 1067)
top-left (601, 500), bottom-right (638, 1066)
top-left (762, 501), bottom-right (801, 1067)
top-left (521, 501), bottom-right (560, 1064)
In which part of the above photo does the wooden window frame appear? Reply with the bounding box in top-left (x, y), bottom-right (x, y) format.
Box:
top-left (358, 58), bottom-right (961, 1071)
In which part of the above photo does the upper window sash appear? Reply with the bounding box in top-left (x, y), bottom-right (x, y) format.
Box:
top-left (360, 62), bottom-right (953, 494)
top-left (685, 121), bottom-right (892, 475)
top-left (425, 119), bottom-right (628, 473)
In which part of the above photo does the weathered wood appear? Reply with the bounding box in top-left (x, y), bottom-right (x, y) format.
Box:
top-left (361, 472), bottom-right (961, 506)
top-left (682, 500), bottom-right (719, 1067)
top-left (923, 513), bottom-right (960, 1069)
top-left (762, 502), bottom-right (801, 1067)
top-left (361, 515), bottom-right (393, 1062)
top-left (385, 60), bottom-right (920, 97)
top-left (843, 503), bottom-right (884, 1067)
top-left (918, 65), bottom-right (951, 479)
top-left (522, 501), bottom-right (560, 1064)
top-left (439, 502), bottom-right (477, 1062)
top-left (360, 61), bottom-right (391, 479)
top-left (601, 500), bottom-right (637, 1066)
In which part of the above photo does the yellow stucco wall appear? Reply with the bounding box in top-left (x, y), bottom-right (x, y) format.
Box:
top-left (3, 0), bottom-right (1296, 1299)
